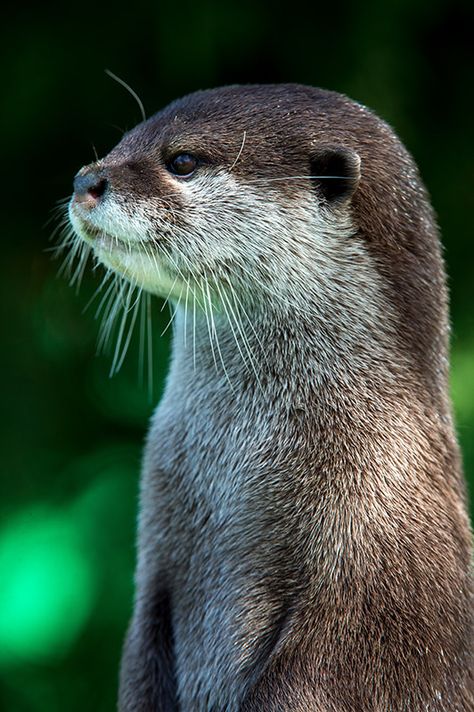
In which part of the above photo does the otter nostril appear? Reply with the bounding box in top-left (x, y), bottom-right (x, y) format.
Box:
top-left (88, 178), bottom-right (107, 199)
top-left (73, 172), bottom-right (108, 201)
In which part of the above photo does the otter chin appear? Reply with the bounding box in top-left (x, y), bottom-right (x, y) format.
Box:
top-left (67, 84), bottom-right (473, 712)
top-left (68, 195), bottom-right (180, 297)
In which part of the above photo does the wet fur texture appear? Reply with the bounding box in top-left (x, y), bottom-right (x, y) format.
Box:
top-left (68, 85), bottom-right (474, 710)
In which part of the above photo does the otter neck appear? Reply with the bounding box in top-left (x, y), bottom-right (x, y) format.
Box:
top-left (168, 300), bottom-right (414, 405)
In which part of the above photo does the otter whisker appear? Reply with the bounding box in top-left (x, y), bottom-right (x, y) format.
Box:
top-left (192, 279), bottom-right (197, 371)
top-left (168, 249), bottom-right (205, 350)
top-left (115, 285), bottom-right (143, 374)
top-left (99, 277), bottom-right (126, 353)
top-left (183, 280), bottom-right (189, 349)
top-left (160, 271), bottom-right (180, 313)
top-left (45, 199), bottom-right (71, 230)
top-left (105, 69), bottom-right (146, 123)
top-left (46, 235), bottom-right (76, 254)
top-left (200, 279), bottom-right (219, 373)
top-left (156, 244), bottom-right (205, 312)
top-left (101, 271), bottom-right (144, 375)
top-left (68, 240), bottom-right (91, 291)
top-left (53, 232), bottom-right (74, 262)
top-left (56, 227), bottom-right (82, 278)
top-left (73, 242), bottom-right (92, 291)
top-left (94, 273), bottom-right (117, 319)
top-left (229, 130), bottom-right (247, 171)
top-left (246, 175), bottom-right (350, 184)
top-left (54, 195), bottom-right (73, 208)
top-left (154, 243), bottom-right (196, 312)
top-left (138, 289), bottom-right (147, 387)
top-left (110, 280), bottom-right (135, 374)
top-left (82, 267), bottom-right (114, 315)
top-left (146, 241), bottom-right (164, 282)
top-left (160, 281), bottom-right (184, 338)
top-left (220, 282), bottom-right (261, 386)
top-left (228, 282), bottom-right (269, 366)
top-left (212, 278), bottom-right (246, 386)
top-left (162, 240), bottom-right (210, 311)
top-left (206, 275), bottom-right (235, 391)
top-left (221, 286), bottom-right (262, 389)
top-left (146, 291), bottom-right (154, 400)
top-left (47, 214), bottom-right (71, 240)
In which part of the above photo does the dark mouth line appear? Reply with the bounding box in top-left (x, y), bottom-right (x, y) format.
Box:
top-left (83, 223), bottom-right (122, 244)
top-left (75, 215), bottom-right (173, 265)
top-left (81, 223), bottom-right (146, 253)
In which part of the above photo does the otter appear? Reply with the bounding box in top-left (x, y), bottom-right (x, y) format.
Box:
top-left (68, 84), bottom-right (473, 711)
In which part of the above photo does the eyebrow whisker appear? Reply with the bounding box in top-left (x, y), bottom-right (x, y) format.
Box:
top-left (229, 130), bottom-right (247, 171)
top-left (105, 69), bottom-right (146, 123)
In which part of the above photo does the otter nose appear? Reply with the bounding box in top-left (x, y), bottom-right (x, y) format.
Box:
top-left (73, 170), bottom-right (108, 202)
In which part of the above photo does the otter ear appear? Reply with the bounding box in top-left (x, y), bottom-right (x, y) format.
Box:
top-left (309, 145), bottom-right (361, 204)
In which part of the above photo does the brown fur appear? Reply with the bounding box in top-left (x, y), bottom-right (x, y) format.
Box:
top-left (69, 85), bottom-right (474, 711)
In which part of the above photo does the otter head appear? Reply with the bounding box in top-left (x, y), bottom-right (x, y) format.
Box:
top-left (67, 83), bottom-right (447, 402)
top-left (68, 85), bottom-right (363, 312)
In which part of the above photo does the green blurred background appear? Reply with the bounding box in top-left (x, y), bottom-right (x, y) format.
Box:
top-left (1, 0), bottom-right (473, 709)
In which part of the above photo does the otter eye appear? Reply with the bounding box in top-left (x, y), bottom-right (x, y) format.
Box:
top-left (167, 153), bottom-right (198, 177)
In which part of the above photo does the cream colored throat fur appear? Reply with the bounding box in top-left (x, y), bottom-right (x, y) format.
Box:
top-left (69, 169), bottom-right (385, 370)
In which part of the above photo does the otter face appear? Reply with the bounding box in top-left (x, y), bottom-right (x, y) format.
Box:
top-left (68, 85), bottom-right (362, 309)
